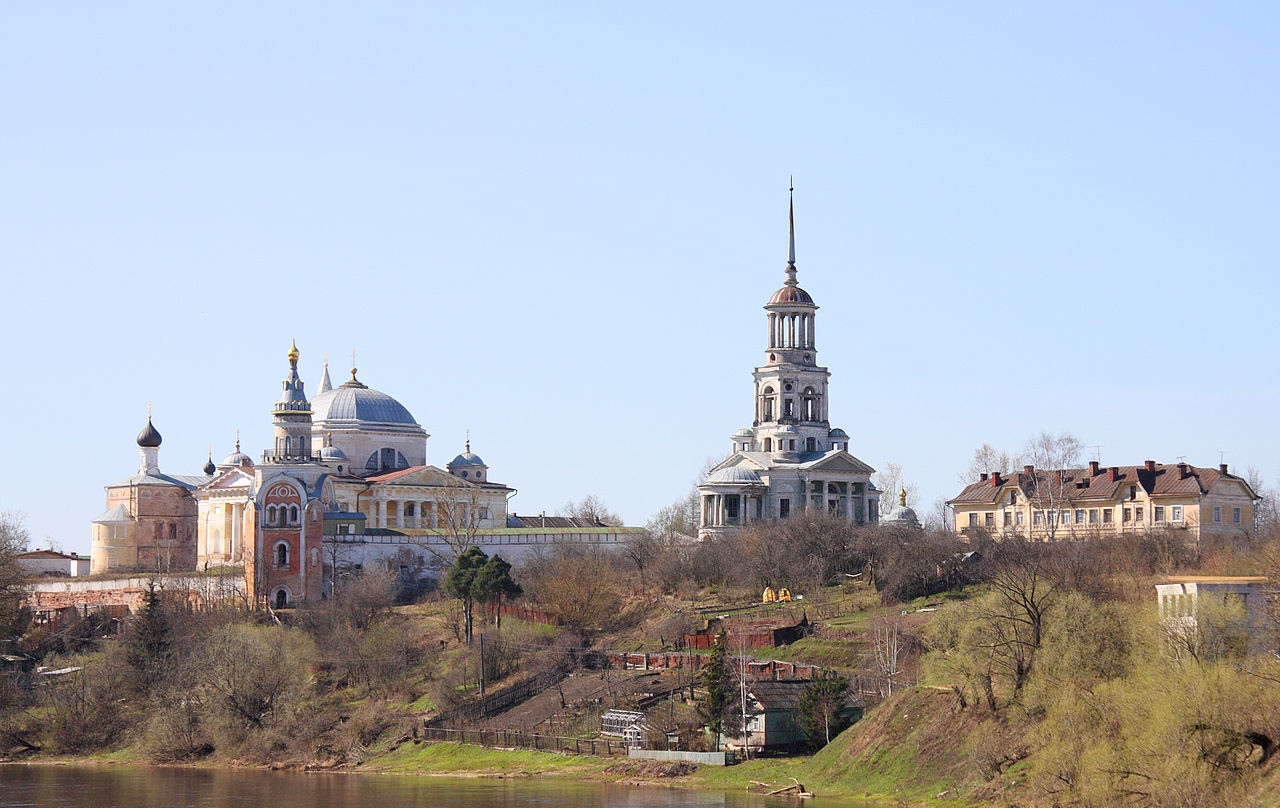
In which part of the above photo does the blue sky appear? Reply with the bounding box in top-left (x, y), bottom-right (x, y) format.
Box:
top-left (2, 4), bottom-right (1277, 551)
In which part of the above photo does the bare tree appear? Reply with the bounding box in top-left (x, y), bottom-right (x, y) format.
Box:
top-left (0, 512), bottom-right (30, 640)
top-left (559, 494), bottom-right (623, 526)
top-left (872, 617), bottom-right (904, 697)
top-left (408, 477), bottom-right (488, 570)
top-left (962, 443), bottom-right (1023, 485)
top-left (872, 462), bottom-right (919, 510)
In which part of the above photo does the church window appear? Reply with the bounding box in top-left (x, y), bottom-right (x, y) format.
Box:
top-left (275, 542), bottom-right (289, 568)
top-left (289, 505), bottom-right (299, 524)
top-left (779, 498), bottom-right (790, 519)
top-left (285, 436), bottom-right (292, 455)
top-left (764, 438), bottom-right (772, 452)
top-left (806, 437), bottom-right (816, 452)
top-left (405, 503), bottom-right (415, 517)
top-left (460, 471), bottom-right (468, 478)
top-left (761, 387), bottom-right (775, 421)
top-left (789, 440), bottom-right (796, 451)
top-left (274, 589), bottom-right (288, 609)
top-left (784, 399), bottom-right (794, 417)
top-left (266, 505), bottom-right (277, 524)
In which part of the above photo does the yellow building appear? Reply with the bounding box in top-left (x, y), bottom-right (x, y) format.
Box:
top-left (947, 460), bottom-right (1257, 542)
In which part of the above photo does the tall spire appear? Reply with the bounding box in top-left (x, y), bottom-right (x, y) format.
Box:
top-left (318, 353), bottom-right (333, 394)
top-left (784, 178), bottom-right (797, 288)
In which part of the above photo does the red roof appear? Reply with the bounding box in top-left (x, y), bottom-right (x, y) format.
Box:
top-left (364, 465), bottom-right (429, 483)
top-left (948, 462), bottom-right (1248, 506)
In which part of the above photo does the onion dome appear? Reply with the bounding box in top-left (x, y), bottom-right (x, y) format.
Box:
top-left (274, 341), bottom-right (311, 415)
top-left (136, 417), bottom-right (162, 448)
top-left (202, 450), bottom-right (216, 476)
top-left (705, 466), bottom-right (764, 485)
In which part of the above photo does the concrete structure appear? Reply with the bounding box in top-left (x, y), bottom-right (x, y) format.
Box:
top-left (948, 460), bottom-right (1258, 542)
top-left (1156, 576), bottom-right (1275, 655)
top-left (699, 190), bottom-right (879, 537)
top-left (14, 549), bottom-right (90, 578)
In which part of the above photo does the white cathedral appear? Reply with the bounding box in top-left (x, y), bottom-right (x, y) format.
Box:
top-left (698, 192), bottom-right (881, 537)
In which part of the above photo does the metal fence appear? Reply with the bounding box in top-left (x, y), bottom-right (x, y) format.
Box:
top-left (420, 726), bottom-right (629, 757)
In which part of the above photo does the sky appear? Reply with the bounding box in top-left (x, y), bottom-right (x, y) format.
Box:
top-left (2, 3), bottom-right (1278, 553)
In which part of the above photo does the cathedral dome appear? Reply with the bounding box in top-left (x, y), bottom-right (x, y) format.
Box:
top-left (319, 444), bottom-right (349, 462)
top-left (220, 439), bottom-right (253, 469)
top-left (706, 467), bottom-right (764, 485)
top-left (136, 418), bottom-right (162, 448)
top-left (768, 285), bottom-right (814, 305)
top-left (828, 428), bottom-right (849, 439)
top-left (312, 376), bottom-right (422, 431)
top-left (449, 451), bottom-right (486, 468)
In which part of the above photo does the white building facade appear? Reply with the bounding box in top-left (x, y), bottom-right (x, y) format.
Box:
top-left (699, 191), bottom-right (879, 538)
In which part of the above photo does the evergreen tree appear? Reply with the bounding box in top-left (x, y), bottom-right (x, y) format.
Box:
top-left (699, 630), bottom-right (732, 736)
top-left (125, 581), bottom-right (172, 693)
top-left (470, 554), bottom-right (522, 630)
top-left (444, 547), bottom-right (488, 642)
top-left (799, 669), bottom-right (852, 746)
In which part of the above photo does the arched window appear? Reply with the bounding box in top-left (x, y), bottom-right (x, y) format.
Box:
top-left (404, 503), bottom-right (416, 517)
top-left (762, 387), bottom-right (775, 421)
top-left (289, 504), bottom-right (299, 524)
top-left (275, 542), bottom-right (289, 568)
top-left (803, 388), bottom-right (817, 421)
top-left (285, 436), bottom-right (292, 455)
top-left (266, 505), bottom-right (277, 524)
top-left (764, 437), bottom-right (773, 452)
top-left (274, 588), bottom-right (288, 609)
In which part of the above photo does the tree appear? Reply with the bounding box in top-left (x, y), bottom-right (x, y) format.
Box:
top-left (963, 443), bottom-right (1022, 484)
top-left (799, 670), bottom-right (852, 746)
top-left (699, 630), bottom-right (732, 737)
top-left (0, 512), bottom-right (30, 643)
top-left (471, 554), bottom-right (521, 630)
top-left (123, 581), bottom-right (172, 694)
top-left (524, 548), bottom-right (623, 635)
top-left (444, 546), bottom-right (488, 643)
top-left (872, 462), bottom-right (919, 510)
top-left (559, 494), bottom-right (623, 526)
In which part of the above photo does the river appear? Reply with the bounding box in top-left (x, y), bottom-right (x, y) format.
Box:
top-left (0, 765), bottom-right (880, 807)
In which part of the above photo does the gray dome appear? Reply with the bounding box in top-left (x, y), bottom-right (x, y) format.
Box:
top-left (884, 504), bottom-right (920, 527)
top-left (319, 444), bottom-right (349, 461)
top-left (732, 428), bottom-right (754, 439)
top-left (312, 377), bottom-right (421, 430)
top-left (828, 428), bottom-right (849, 439)
top-left (706, 467), bottom-right (764, 485)
top-left (136, 418), bottom-right (162, 448)
top-left (449, 452), bottom-right (486, 468)
top-left (220, 442), bottom-right (253, 469)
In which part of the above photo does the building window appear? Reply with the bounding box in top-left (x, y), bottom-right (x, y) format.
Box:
top-left (784, 399), bottom-right (794, 417)
top-left (764, 438), bottom-right (773, 452)
top-left (1171, 505), bottom-right (1183, 522)
top-left (275, 542), bottom-right (289, 568)
top-left (1154, 506), bottom-right (1165, 522)
top-left (1015, 511), bottom-right (1024, 525)
top-left (274, 589), bottom-right (288, 609)
top-left (1135, 506), bottom-right (1143, 521)
top-left (1089, 509), bottom-right (1100, 524)
top-left (984, 512), bottom-right (995, 527)
top-left (1233, 507), bottom-right (1242, 524)
top-left (762, 388), bottom-right (775, 421)
top-left (806, 437), bottom-right (816, 452)
top-left (1059, 510), bottom-right (1069, 525)
top-left (479, 507), bottom-right (491, 520)
top-left (1075, 509), bottom-right (1086, 524)
top-left (779, 498), bottom-right (790, 519)
top-left (1103, 508), bottom-right (1113, 524)
top-left (1213, 506), bottom-right (1221, 523)
top-left (1129, 485), bottom-right (1137, 500)
top-left (289, 505), bottom-right (299, 524)
top-left (1033, 511), bottom-right (1044, 526)
top-left (1123, 508), bottom-right (1131, 523)
top-left (968, 512), bottom-right (979, 527)
top-left (789, 440), bottom-right (796, 451)
top-left (1003, 512), bottom-right (1012, 527)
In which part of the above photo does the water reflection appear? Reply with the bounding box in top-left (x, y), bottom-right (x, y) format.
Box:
top-left (0, 765), bottom-right (877, 808)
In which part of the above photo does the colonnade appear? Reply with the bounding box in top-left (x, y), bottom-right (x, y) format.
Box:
top-left (767, 311), bottom-right (815, 350)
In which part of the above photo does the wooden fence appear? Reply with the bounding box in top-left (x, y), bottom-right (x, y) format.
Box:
top-left (420, 726), bottom-right (629, 757)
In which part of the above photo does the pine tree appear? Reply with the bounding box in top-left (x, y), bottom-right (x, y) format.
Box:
top-left (699, 630), bottom-right (732, 736)
top-left (470, 554), bottom-right (522, 630)
top-left (125, 581), bottom-right (172, 693)
top-left (444, 547), bottom-right (488, 642)
top-left (799, 669), bottom-right (852, 746)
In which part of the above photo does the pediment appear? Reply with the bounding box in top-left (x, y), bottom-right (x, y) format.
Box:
top-left (368, 465), bottom-right (477, 490)
top-left (802, 451), bottom-right (875, 475)
top-left (205, 469), bottom-right (253, 490)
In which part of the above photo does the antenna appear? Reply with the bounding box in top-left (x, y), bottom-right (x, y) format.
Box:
top-left (1219, 450), bottom-right (1226, 465)
top-left (1088, 444), bottom-right (1103, 463)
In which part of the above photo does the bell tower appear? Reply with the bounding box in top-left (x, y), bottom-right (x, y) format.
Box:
top-left (268, 341), bottom-right (313, 462)
top-left (750, 186), bottom-right (833, 458)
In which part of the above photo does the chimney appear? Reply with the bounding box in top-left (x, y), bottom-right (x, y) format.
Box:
top-left (1089, 460), bottom-right (1100, 476)
top-left (1054, 469), bottom-right (1063, 485)
top-left (1024, 465), bottom-right (1034, 475)
top-left (1178, 463), bottom-right (1191, 479)
top-left (1220, 463), bottom-right (1229, 475)
top-left (991, 472), bottom-right (1003, 486)
top-left (1145, 459), bottom-right (1157, 472)
top-left (1109, 466), bottom-right (1119, 482)
top-left (979, 473), bottom-right (989, 482)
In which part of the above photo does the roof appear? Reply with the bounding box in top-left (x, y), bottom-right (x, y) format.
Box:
top-left (705, 466), bottom-right (765, 486)
top-left (507, 514), bottom-right (613, 529)
top-left (136, 418), bottom-right (162, 448)
top-left (92, 504), bottom-right (134, 523)
top-left (17, 549), bottom-right (80, 560)
top-left (1166, 576), bottom-right (1268, 584)
top-left (728, 450), bottom-right (876, 475)
top-left (107, 472), bottom-right (210, 490)
top-left (311, 377), bottom-right (424, 432)
top-left (947, 462), bottom-right (1252, 506)
top-left (768, 286), bottom-right (815, 305)
top-left (749, 680), bottom-right (810, 711)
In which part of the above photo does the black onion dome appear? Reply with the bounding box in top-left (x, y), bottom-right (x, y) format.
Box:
top-left (136, 418), bottom-right (162, 448)
top-left (203, 456), bottom-right (217, 475)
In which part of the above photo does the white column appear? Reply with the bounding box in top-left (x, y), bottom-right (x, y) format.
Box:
top-left (231, 503), bottom-right (242, 559)
top-left (376, 499), bottom-right (386, 528)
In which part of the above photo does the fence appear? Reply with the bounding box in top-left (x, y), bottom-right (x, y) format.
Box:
top-left (420, 726), bottom-right (629, 757)
top-left (428, 669), bottom-right (565, 727)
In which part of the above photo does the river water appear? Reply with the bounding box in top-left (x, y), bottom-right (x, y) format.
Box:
top-left (0, 765), bottom-right (878, 808)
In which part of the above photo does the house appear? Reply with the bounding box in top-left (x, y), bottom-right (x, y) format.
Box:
top-left (720, 679), bottom-right (860, 754)
top-left (948, 461), bottom-right (1258, 542)
top-left (15, 549), bottom-right (91, 578)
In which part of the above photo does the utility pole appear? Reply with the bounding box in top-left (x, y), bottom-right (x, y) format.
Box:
top-left (479, 633), bottom-right (486, 696)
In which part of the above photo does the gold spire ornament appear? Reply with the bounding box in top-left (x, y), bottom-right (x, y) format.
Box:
top-left (288, 340), bottom-right (300, 366)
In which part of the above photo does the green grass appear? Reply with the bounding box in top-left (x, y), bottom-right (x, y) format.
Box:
top-left (367, 741), bottom-right (611, 775)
